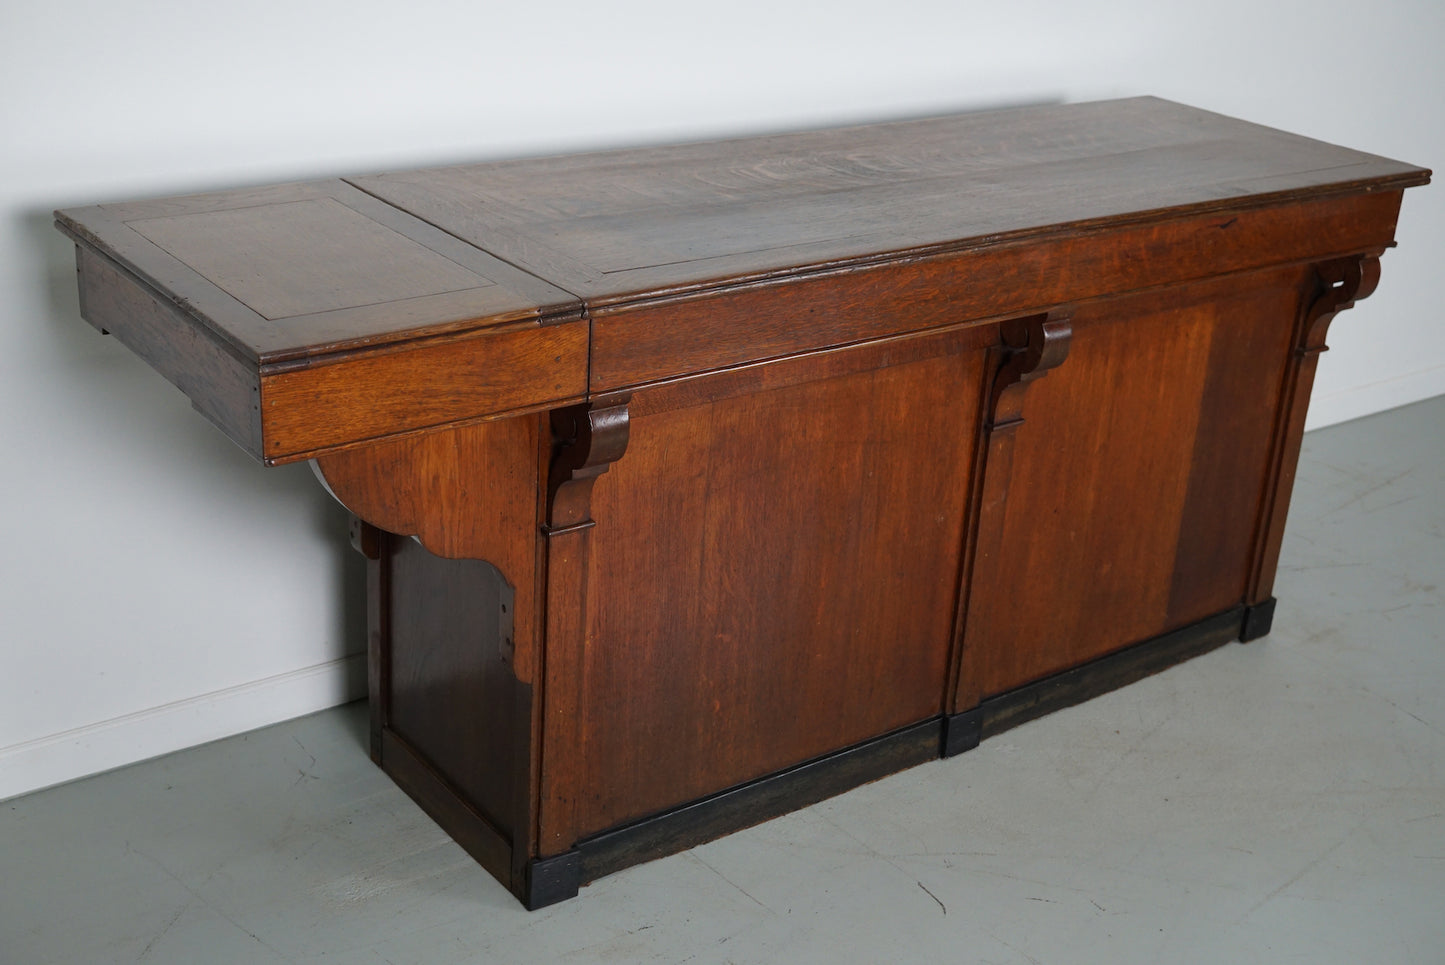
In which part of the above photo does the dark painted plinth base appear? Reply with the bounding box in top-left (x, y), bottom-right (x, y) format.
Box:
top-left (573, 719), bottom-right (942, 887)
top-left (524, 850), bottom-right (581, 910)
top-left (1240, 597), bottom-right (1277, 642)
top-left (974, 606), bottom-right (1246, 740)
top-left (380, 603), bottom-right (1262, 909)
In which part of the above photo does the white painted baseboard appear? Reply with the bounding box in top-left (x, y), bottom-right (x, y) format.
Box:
top-left (0, 653), bottom-right (366, 803)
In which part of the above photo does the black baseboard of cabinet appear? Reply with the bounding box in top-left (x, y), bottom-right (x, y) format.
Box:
top-left (574, 718), bottom-right (943, 886)
top-left (507, 604), bottom-right (1254, 907)
top-left (976, 606), bottom-right (1247, 741)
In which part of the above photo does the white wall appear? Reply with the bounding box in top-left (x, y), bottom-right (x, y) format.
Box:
top-left (2, 0), bottom-right (1440, 800)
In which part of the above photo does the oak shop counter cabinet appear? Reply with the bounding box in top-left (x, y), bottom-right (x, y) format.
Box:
top-left (56, 97), bottom-right (1429, 909)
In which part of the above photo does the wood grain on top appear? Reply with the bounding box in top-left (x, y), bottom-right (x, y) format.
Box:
top-left (128, 197), bottom-right (494, 321)
top-left (52, 97), bottom-right (1429, 461)
top-left (55, 180), bottom-right (581, 363)
top-left (349, 97), bottom-right (1429, 305)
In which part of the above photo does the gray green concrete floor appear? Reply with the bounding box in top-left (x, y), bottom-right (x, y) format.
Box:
top-left (4, 395), bottom-right (1443, 965)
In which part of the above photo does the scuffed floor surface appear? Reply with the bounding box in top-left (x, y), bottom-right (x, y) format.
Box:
top-left (3, 395), bottom-right (1443, 964)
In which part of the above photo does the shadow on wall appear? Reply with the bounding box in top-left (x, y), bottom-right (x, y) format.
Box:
top-left (20, 204), bottom-right (368, 681)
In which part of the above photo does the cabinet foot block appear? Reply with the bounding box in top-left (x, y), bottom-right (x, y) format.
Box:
top-left (941, 709), bottom-right (981, 757)
top-left (1240, 597), bottom-right (1277, 642)
top-left (524, 850), bottom-right (581, 910)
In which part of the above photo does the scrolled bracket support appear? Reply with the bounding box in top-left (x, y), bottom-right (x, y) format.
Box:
top-left (1299, 254), bottom-right (1382, 356)
top-left (545, 398), bottom-right (631, 534)
top-left (988, 309), bottom-right (1074, 428)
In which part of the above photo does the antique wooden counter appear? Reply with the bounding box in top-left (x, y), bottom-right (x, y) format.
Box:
top-left (56, 98), bottom-right (1429, 908)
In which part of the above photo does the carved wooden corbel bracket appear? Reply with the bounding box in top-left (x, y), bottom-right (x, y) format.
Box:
top-left (1299, 254), bottom-right (1382, 355)
top-left (988, 310), bottom-right (1074, 428)
top-left (545, 399), bottom-right (631, 534)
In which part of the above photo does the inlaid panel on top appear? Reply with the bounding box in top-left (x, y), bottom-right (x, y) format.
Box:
top-left (56, 181), bottom-right (581, 363)
top-left (349, 97), bottom-right (1427, 305)
top-left (129, 198), bottom-right (493, 321)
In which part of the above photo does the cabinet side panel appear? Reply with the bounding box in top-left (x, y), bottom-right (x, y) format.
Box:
top-left (572, 347), bottom-right (985, 837)
top-left (387, 541), bottom-right (525, 842)
top-left (318, 417), bottom-right (546, 867)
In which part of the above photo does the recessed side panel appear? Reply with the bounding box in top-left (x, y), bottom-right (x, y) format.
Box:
top-left (569, 338), bottom-right (987, 839)
top-left (387, 540), bottom-right (522, 841)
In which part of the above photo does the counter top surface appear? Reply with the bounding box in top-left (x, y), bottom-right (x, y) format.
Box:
top-left (57, 97), bottom-right (1429, 366)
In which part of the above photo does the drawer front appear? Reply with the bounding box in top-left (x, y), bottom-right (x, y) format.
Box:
top-left (259, 319), bottom-right (588, 463)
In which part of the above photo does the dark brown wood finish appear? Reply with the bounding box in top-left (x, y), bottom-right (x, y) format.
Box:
top-left (56, 99), bottom-right (1429, 908)
top-left (563, 340), bottom-right (986, 842)
top-left (73, 243), bottom-right (263, 456)
top-left (55, 181), bottom-right (584, 465)
top-left (950, 311), bottom-right (1073, 714)
top-left (537, 401), bottom-right (633, 856)
top-left (349, 97), bottom-right (1424, 305)
top-left (57, 181), bottom-right (580, 361)
top-left (348, 518), bottom-right (388, 761)
top-left (260, 318), bottom-right (588, 462)
top-left (961, 268), bottom-right (1319, 699)
top-left (586, 191), bottom-right (1404, 392)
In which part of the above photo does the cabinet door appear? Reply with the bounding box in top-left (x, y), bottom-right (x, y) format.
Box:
top-left (964, 267), bottom-right (1302, 700)
top-left (556, 328), bottom-right (988, 841)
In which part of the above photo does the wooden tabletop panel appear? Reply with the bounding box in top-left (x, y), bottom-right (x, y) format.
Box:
top-left (350, 97), bottom-right (1428, 306)
top-left (56, 181), bottom-right (588, 462)
top-left (56, 180), bottom-right (581, 363)
top-left (55, 97), bottom-right (1429, 461)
